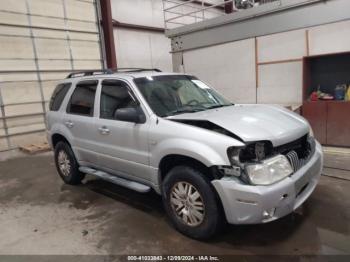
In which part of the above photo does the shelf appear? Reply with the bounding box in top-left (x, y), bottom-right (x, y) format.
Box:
top-left (302, 51), bottom-right (350, 147)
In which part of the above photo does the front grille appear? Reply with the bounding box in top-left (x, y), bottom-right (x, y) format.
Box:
top-left (286, 150), bottom-right (300, 172)
top-left (278, 135), bottom-right (316, 173)
top-left (275, 135), bottom-right (308, 157)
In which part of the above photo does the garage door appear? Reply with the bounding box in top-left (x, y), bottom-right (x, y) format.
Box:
top-left (0, 0), bottom-right (104, 152)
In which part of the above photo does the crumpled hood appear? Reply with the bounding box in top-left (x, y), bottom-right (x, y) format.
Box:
top-left (168, 104), bottom-right (310, 146)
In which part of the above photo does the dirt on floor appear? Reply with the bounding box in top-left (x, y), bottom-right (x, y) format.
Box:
top-left (0, 153), bottom-right (349, 257)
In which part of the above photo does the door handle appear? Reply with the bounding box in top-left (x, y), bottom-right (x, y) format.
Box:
top-left (65, 120), bottom-right (74, 128)
top-left (98, 126), bottom-right (110, 135)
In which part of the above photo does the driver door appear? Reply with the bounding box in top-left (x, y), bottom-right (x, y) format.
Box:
top-left (94, 79), bottom-right (151, 182)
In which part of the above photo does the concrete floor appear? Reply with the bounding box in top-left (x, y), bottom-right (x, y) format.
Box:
top-left (0, 153), bottom-right (349, 257)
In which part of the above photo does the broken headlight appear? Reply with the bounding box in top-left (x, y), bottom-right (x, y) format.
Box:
top-left (245, 155), bottom-right (293, 185)
top-left (227, 142), bottom-right (292, 185)
top-left (239, 141), bottom-right (273, 162)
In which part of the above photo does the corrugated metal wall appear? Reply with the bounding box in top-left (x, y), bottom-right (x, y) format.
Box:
top-left (111, 0), bottom-right (172, 71)
top-left (0, 0), bottom-right (104, 152)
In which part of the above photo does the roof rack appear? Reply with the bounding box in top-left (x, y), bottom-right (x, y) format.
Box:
top-left (116, 68), bottom-right (162, 73)
top-left (66, 68), bottom-right (162, 79)
top-left (66, 69), bottom-right (113, 79)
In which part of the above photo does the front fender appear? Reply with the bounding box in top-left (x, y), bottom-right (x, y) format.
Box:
top-left (150, 138), bottom-right (231, 169)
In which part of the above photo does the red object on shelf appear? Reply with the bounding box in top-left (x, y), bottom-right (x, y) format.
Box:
top-left (310, 92), bottom-right (318, 101)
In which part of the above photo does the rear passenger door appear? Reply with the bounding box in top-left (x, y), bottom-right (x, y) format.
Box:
top-left (94, 79), bottom-right (150, 181)
top-left (63, 80), bottom-right (99, 165)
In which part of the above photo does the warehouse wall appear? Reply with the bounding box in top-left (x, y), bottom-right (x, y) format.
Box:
top-left (183, 39), bottom-right (257, 104)
top-left (180, 19), bottom-right (350, 106)
top-left (111, 0), bottom-right (172, 71)
top-left (110, 0), bottom-right (225, 71)
top-left (0, 0), bottom-right (103, 151)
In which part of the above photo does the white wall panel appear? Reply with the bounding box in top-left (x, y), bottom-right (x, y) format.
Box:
top-left (40, 72), bottom-right (68, 81)
top-left (149, 33), bottom-right (172, 71)
top-left (0, 12), bottom-right (28, 27)
top-left (111, 0), bottom-right (164, 28)
top-left (0, 73), bottom-right (37, 82)
top-left (35, 38), bottom-right (70, 59)
top-left (5, 104), bottom-right (43, 117)
top-left (38, 60), bottom-right (71, 71)
top-left (114, 28), bottom-right (152, 68)
top-left (73, 60), bottom-right (102, 70)
top-left (0, 36), bottom-right (34, 59)
top-left (33, 29), bottom-right (67, 39)
top-left (258, 29), bottom-right (306, 63)
top-left (114, 28), bottom-right (172, 71)
top-left (67, 20), bottom-right (98, 33)
top-left (1, 82), bottom-right (41, 104)
top-left (258, 61), bottom-right (303, 105)
top-left (0, 0), bottom-right (27, 13)
top-left (0, 0), bottom-right (103, 151)
top-left (309, 20), bottom-right (350, 56)
top-left (28, 0), bottom-right (64, 18)
top-left (0, 25), bottom-right (30, 37)
top-left (42, 80), bottom-right (60, 100)
top-left (70, 40), bottom-right (101, 60)
top-left (183, 39), bottom-right (256, 104)
top-left (66, 0), bottom-right (96, 22)
top-left (0, 60), bottom-right (36, 71)
top-left (70, 32), bottom-right (99, 41)
top-left (111, 0), bottom-right (172, 71)
top-left (6, 115), bottom-right (44, 129)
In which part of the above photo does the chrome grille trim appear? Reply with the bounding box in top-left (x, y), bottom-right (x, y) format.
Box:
top-left (286, 150), bottom-right (299, 172)
top-left (285, 137), bottom-right (315, 173)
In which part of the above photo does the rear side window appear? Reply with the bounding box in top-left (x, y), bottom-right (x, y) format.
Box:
top-left (67, 80), bottom-right (98, 116)
top-left (49, 83), bottom-right (71, 111)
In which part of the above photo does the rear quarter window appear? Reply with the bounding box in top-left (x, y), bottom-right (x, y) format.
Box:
top-left (49, 83), bottom-right (72, 111)
top-left (66, 80), bottom-right (98, 116)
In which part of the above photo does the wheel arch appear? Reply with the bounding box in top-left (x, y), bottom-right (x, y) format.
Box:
top-left (157, 154), bottom-right (224, 188)
top-left (51, 133), bottom-right (71, 149)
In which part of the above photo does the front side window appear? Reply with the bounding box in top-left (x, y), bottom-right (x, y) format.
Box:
top-left (134, 75), bottom-right (232, 117)
top-left (67, 80), bottom-right (98, 116)
top-left (100, 80), bottom-right (138, 120)
top-left (49, 83), bottom-right (71, 111)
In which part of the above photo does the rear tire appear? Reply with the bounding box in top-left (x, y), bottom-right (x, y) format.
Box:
top-left (162, 165), bottom-right (222, 239)
top-left (54, 141), bottom-right (85, 185)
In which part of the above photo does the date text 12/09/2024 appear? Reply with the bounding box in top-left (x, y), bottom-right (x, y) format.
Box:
top-left (127, 256), bottom-right (220, 261)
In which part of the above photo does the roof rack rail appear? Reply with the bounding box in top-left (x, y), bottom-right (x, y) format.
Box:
top-left (116, 68), bottom-right (162, 73)
top-left (66, 68), bottom-right (162, 79)
top-left (66, 69), bottom-right (113, 79)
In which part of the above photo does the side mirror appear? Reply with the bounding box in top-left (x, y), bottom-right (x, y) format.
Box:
top-left (114, 107), bottom-right (145, 123)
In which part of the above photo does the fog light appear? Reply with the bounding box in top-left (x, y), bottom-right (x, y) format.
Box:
top-left (262, 208), bottom-right (276, 219)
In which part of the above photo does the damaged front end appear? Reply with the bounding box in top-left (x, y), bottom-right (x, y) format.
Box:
top-left (170, 118), bottom-right (315, 186)
top-left (221, 134), bottom-right (316, 186)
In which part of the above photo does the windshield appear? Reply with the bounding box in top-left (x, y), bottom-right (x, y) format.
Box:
top-left (134, 75), bottom-right (232, 117)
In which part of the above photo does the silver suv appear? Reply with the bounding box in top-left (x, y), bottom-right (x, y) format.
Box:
top-left (47, 69), bottom-right (323, 239)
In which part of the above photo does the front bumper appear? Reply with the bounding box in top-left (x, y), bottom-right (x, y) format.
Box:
top-left (212, 141), bottom-right (323, 224)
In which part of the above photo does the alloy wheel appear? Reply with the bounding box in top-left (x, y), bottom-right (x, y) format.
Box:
top-left (58, 150), bottom-right (71, 177)
top-left (170, 181), bottom-right (205, 227)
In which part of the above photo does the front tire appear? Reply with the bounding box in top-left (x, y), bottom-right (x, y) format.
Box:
top-left (54, 141), bottom-right (85, 185)
top-left (162, 166), bottom-right (222, 239)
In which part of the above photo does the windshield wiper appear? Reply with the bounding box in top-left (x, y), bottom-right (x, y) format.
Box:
top-left (206, 104), bottom-right (233, 110)
top-left (166, 108), bottom-right (201, 116)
